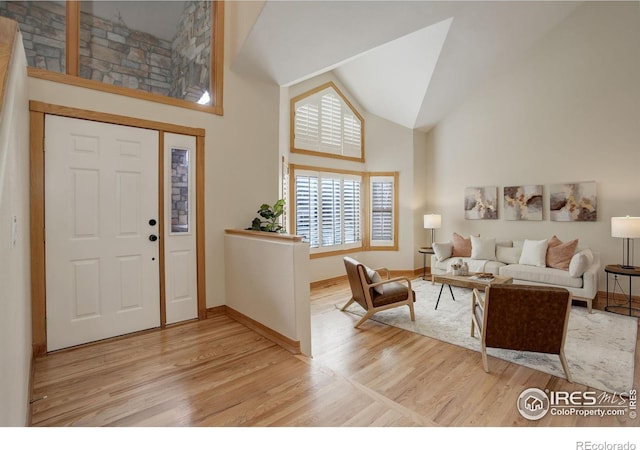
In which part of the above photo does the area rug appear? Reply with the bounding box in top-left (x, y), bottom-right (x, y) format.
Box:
top-left (340, 279), bottom-right (637, 394)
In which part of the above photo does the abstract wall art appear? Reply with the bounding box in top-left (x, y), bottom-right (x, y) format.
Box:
top-left (464, 186), bottom-right (498, 219)
top-left (549, 181), bottom-right (597, 222)
top-left (503, 185), bottom-right (543, 221)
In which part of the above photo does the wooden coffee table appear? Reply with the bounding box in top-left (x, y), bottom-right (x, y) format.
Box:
top-left (431, 272), bottom-right (513, 309)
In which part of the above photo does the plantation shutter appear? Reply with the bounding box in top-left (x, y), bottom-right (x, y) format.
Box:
top-left (281, 158), bottom-right (289, 233)
top-left (294, 103), bottom-right (319, 150)
top-left (370, 177), bottom-right (394, 245)
top-left (342, 113), bottom-right (361, 158)
top-left (320, 93), bottom-right (342, 150)
top-left (293, 169), bottom-right (363, 253)
top-left (343, 179), bottom-right (361, 244)
top-left (292, 84), bottom-right (363, 159)
top-left (295, 175), bottom-right (319, 248)
top-left (321, 178), bottom-right (342, 246)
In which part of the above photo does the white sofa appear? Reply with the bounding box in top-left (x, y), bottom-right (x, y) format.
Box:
top-left (430, 238), bottom-right (599, 313)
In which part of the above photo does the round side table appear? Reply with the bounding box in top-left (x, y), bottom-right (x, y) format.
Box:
top-left (604, 264), bottom-right (640, 317)
top-left (418, 247), bottom-right (435, 280)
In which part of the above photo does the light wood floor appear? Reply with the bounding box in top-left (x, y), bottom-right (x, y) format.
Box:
top-left (30, 278), bottom-right (639, 427)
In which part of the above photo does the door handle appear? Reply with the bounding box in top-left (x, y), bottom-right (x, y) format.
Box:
top-left (149, 234), bottom-right (158, 242)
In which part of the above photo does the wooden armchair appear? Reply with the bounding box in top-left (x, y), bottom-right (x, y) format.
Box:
top-left (471, 284), bottom-right (573, 382)
top-left (341, 256), bottom-right (415, 328)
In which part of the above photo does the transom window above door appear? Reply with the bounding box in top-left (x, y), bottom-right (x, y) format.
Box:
top-left (0, 0), bottom-right (224, 114)
top-left (291, 81), bottom-right (364, 162)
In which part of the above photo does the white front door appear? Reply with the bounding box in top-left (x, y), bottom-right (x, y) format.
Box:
top-left (164, 133), bottom-right (198, 324)
top-left (45, 115), bottom-right (161, 351)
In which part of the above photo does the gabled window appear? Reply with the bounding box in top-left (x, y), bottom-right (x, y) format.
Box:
top-left (291, 81), bottom-right (364, 162)
top-left (368, 173), bottom-right (398, 250)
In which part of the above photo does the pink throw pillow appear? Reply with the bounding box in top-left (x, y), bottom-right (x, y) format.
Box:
top-left (452, 232), bottom-right (473, 257)
top-left (546, 236), bottom-right (578, 270)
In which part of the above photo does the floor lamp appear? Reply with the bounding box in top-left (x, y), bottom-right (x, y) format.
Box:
top-left (611, 216), bottom-right (640, 269)
top-left (423, 214), bottom-right (441, 249)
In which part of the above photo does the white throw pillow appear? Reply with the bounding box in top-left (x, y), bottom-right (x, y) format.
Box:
top-left (518, 239), bottom-right (548, 267)
top-left (471, 236), bottom-right (496, 260)
top-left (581, 248), bottom-right (594, 266)
top-left (569, 249), bottom-right (594, 278)
top-left (365, 266), bottom-right (384, 294)
top-left (513, 239), bottom-right (525, 249)
top-left (433, 242), bottom-right (453, 262)
top-left (496, 246), bottom-right (522, 264)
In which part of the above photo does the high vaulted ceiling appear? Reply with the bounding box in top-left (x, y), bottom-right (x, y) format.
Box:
top-left (232, 1), bottom-right (582, 132)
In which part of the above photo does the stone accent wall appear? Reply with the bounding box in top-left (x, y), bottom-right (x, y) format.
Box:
top-left (0, 1), bottom-right (66, 73)
top-left (170, 1), bottom-right (212, 103)
top-left (79, 11), bottom-right (172, 96)
top-left (0, 1), bottom-right (213, 103)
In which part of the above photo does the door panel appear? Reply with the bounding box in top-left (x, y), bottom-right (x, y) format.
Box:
top-left (45, 115), bottom-right (160, 351)
top-left (164, 133), bottom-right (198, 324)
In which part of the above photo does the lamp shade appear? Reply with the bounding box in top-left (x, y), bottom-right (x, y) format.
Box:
top-left (424, 214), bottom-right (442, 229)
top-left (611, 216), bottom-right (640, 238)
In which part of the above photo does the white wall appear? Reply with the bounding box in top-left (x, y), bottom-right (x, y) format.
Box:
top-left (285, 72), bottom-right (421, 282)
top-left (424, 2), bottom-right (640, 291)
top-left (28, 2), bottom-right (281, 308)
top-left (413, 129), bottom-right (431, 269)
top-left (0, 31), bottom-right (31, 426)
top-left (224, 232), bottom-right (310, 355)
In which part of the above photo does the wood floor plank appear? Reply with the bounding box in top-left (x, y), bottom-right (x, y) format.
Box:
top-left (30, 278), bottom-right (640, 428)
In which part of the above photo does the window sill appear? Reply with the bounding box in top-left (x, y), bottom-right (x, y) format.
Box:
top-left (290, 147), bottom-right (364, 163)
top-left (368, 245), bottom-right (399, 251)
top-left (309, 246), bottom-right (365, 259)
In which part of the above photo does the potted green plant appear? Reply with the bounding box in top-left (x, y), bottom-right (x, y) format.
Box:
top-left (247, 199), bottom-right (286, 233)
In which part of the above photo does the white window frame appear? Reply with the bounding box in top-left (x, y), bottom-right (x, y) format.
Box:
top-left (292, 166), bottom-right (364, 256)
top-left (368, 173), bottom-right (398, 250)
top-left (290, 81), bottom-right (364, 163)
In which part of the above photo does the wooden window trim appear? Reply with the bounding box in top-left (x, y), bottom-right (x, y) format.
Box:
top-left (290, 164), bottom-right (365, 258)
top-left (290, 165), bottom-right (400, 258)
top-left (27, 1), bottom-right (224, 116)
top-left (290, 81), bottom-right (365, 163)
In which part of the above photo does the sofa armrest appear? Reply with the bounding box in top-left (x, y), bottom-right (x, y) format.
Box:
top-left (581, 252), bottom-right (600, 299)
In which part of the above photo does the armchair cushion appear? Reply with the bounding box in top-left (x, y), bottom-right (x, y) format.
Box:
top-left (372, 282), bottom-right (414, 307)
